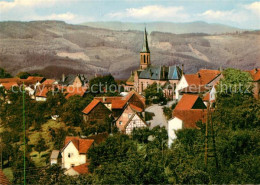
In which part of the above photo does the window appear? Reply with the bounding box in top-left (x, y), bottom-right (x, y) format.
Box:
top-left (119, 121), bottom-right (122, 125)
top-left (68, 153), bottom-right (73, 158)
top-left (128, 114), bottom-right (132, 118)
top-left (143, 55), bottom-right (146, 63)
top-left (71, 164), bottom-right (75, 167)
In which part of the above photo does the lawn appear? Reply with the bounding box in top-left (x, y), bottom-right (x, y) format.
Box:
top-left (28, 119), bottom-right (66, 167)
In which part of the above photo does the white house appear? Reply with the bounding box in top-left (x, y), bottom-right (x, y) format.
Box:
top-left (61, 137), bottom-right (94, 169)
top-left (168, 94), bottom-right (207, 147)
top-left (168, 117), bottom-right (183, 147)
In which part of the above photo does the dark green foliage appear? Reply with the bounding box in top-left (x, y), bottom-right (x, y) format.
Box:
top-left (61, 94), bottom-right (93, 126)
top-left (0, 68), bottom-right (12, 78)
top-left (144, 83), bottom-right (166, 104)
top-left (89, 74), bottom-right (118, 95)
top-left (35, 134), bottom-right (48, 155)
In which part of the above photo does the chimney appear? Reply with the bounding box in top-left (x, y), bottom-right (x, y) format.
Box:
top-left (62, 74), bottom-right (65, 82)
top-left (182, 64), bottom-right (184, 75)
top-left (198, 73), bottom-right (201, 78)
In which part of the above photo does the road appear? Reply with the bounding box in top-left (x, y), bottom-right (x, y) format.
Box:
top-left (145, 104), bottom-right (168, 129)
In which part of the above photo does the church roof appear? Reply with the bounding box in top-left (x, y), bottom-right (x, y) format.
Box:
top-left (168, 65), bottom-right (182, 80)
top-left (139, 65), bottom-right (182, 81)
top-left (140, 27), bottom-right (150, 53)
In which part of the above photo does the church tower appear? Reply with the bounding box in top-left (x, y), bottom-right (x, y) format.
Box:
top-left (140, 27), bottom-right (150, 70)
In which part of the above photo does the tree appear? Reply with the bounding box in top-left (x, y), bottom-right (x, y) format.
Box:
top-left (0, 68), bottom-right (12, 78)
top-left (89, 74), bottom-right (118, 95)
top-left (144, 83), bottom-right (166, 104)
top-left (62, 94), bottom-right (93, 126)
top-left (16, 72), bottom-right (31, 79)
top-left (35, 134), bottom-right (48, 155)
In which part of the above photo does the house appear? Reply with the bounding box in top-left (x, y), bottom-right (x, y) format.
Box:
top-left (35, 86), bottom-right (50, 101)
top-left (65, 163), bottom-right (89, 176)
top-left (50, 150), bottom-right (61, 165)
top-left (94, 91), bottom-right (145, 118)
top-left (0, 169), bottom-right (10, 185)
top-left (116, 103), bottom-right (147, 134)
top-left (203, 86), bottom-right (217, 106)
top-left (168, 94), bottom-right (207, 147)
top-left (59, 74), bottom-right (88, 87)
top-left (125, 28), bottom-right (183, 97)
top-left (175, 69), bottom-right (222, 100)
top-left (82, 99), bottom-right (112, 124)
top-left (61, 136), bottom-right (94, 169)
top-left (168, 109), bottom-right (207, 147)
top-left (82, 91), bottom-right (146, 133)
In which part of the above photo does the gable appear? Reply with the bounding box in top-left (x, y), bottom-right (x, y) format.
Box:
top-left (192, 97), bottom-right (207, 109)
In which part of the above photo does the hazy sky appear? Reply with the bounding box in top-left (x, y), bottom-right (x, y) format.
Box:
top-left (0, 0), bottom-right (259, 29)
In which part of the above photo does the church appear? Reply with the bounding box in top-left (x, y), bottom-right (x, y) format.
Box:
top-left (125, 28), bottom-right (183, 99)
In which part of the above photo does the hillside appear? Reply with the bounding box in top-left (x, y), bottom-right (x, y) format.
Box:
top-left (0, 21), bottom-right (259, 79)
top-left (82, 21), bottom-right (245, 34)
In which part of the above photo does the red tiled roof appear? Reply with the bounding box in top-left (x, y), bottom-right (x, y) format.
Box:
top-left (94, 96), bottom-right (122, 104)
top-left (0, 82), bottom-right (18, 90)
top-left (0, 169), bottom-right (10, 185)
top-left (26, 76), bottom-right (44, 83)
top-left (175, 94), bottom-right (200, 110)
top-left (93, 91), bottom-right (145, 110)
top-left (82, 99), bottom-right (101, 114)
top-left (198, 69), bottom-right (220, 75)
top-left (203, 92), bottom-right (210, 101)
top-left (35, 86), bottom-right (50, 97)
top-left (129, 103), bottom-right (143, 112)
top-left (0, 78), bottom-right (20, 83)
top-left (111, 99), bottom-right (127, 109)
top-left (64, 136), bottom-right (94, 154)
top-left (174, 109), bottom-right (207, 128)
top-left (72, 163), bottom-right (89, 174)
top-left (185, 70), bottom-right (220, 86)
top-left (42, 79), bottom-right (56, 85)
top-left (65, 87), bottom-right (87, 99)
top-left (247, 68), bottom-right (260, 81)
top-left (123, 91), bottom-right (145, 105)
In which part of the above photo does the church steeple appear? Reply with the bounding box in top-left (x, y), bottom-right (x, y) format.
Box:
top-left (140, 27), bottom-right (151, 70)
top-left (141, 27), bottom-right (150, 53)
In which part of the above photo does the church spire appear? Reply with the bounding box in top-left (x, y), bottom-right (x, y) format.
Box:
top-left (139, 27), bottom-right (151, 70)
top-left (141, 27), bottom-right (150, 53)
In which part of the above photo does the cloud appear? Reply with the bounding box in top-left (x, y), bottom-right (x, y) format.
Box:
top-left (108, 5), bottom-right (189, 21)
top-left (32, 12), bottom-right (76, 21)
top-left (245, 1), bottom-right (260, 16)
top-left (0, 0), bottom-right (77, 12)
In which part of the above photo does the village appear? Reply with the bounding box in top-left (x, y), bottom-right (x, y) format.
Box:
top-left (0, 28), bottom-right (259, 184)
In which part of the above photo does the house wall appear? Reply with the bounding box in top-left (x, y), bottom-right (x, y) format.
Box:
top-left (83, 103), bottom-right (111, 124)
top-left (125, 114), bottom-right (147, 135)
top-left (35, 96), bottom-right (47, 101)
top-left (116, 105), bottom-right (135, 132)
top-left (175, 76), bottom-right (188, 100)
top-left (50, 159), bottom-right (57, 165)
top-left (128, 94), bottom-right (145, 110)
top-left (168, 117), bottom-right (183, 147)
top-left (61, 142), bottom-right (86, 169)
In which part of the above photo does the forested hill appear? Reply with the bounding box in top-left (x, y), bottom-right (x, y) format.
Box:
top-left (0, 21), bottom-right (259, 79)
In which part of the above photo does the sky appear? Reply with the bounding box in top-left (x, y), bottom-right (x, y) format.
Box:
top-left (0, 0), bottom-right (260, 29)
